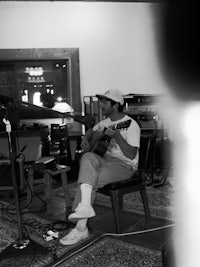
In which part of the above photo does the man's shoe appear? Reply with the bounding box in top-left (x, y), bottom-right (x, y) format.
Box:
top-left (68, 203), bottom-right (96, 221)
top-left (59, 227), bottom-right (89, 245)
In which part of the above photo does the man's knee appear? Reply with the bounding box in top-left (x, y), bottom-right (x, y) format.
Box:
top-left (80, 152), bottom-right (101, 167)
top-left (80, 152), bottom-right (95, 162)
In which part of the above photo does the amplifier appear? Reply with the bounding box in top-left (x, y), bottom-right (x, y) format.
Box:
top-left (0, 155), bottom-right (25, 190)
top-left (32, 156), bottom-right (57, 171)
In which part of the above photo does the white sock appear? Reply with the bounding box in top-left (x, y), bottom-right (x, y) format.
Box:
top-left (76, 218), bottom-right (88, 231)
top-left (80, 183), bottom-right (93, 206)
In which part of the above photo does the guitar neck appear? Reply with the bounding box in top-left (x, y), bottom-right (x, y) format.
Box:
top-left (65, 114), bottom-right (96, 128)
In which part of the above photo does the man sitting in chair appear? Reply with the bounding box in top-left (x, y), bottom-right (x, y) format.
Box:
top-left (59, 89), bottom-right (140, 245)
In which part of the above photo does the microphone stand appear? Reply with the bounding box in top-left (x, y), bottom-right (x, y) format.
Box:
top-left (0, 118), bottom-right (48, 261)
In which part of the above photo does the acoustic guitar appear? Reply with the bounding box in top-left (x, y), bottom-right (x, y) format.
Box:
top-left (89, 119), bottom-right (131, 157)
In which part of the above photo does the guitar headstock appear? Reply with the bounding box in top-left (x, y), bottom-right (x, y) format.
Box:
top-left (115, 119), bottom-right (131, 130)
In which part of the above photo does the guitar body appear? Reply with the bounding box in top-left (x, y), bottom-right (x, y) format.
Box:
top-left (90, 135), bottom-right (111, 157)
top-left (89, 119), bottom-right (131, 157)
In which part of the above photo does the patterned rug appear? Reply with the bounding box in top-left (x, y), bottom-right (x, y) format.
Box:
top-left (0, 210), bottom-right (162, 267)
top-left (0, 201), bottom-right (95, 267)
top-left (57, 175), bottom-right (175, 221)
top-left (50, 236), bottom-right (162, 267)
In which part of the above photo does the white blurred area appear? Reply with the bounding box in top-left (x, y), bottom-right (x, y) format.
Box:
top-left (175, 103), bottom-right (200, 267)
top-left (158, 97), bottom-right (200, 266)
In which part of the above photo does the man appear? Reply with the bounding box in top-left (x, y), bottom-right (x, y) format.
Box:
top-left (59, 89), bottom-right (140, 245)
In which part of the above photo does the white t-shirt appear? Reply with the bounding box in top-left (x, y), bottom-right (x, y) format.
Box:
top-left (93, 115), bottom-right (141, 169)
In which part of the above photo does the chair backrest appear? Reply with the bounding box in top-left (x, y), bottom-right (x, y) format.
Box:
top-left (138, 135), bottom-right (154, 174)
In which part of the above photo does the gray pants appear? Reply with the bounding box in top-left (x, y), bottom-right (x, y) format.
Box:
top-left (72, 152), bottom-right (135, 211)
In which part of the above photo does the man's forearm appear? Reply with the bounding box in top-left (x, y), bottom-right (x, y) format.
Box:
top-left (114, 132), bottom-right (137, 160)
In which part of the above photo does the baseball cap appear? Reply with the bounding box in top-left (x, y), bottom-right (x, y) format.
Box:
top-left (96, 89), bottom-right (124, 105)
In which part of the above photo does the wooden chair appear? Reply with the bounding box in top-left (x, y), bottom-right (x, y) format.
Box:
top-left (97, 135), bottom-right (152, 233)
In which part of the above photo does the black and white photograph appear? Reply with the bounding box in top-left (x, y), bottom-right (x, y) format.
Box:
top-left (0, 1), bottom-right (199, 266)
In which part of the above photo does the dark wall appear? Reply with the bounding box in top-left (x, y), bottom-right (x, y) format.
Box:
top-left (156, 0), bottom-right (200, 100)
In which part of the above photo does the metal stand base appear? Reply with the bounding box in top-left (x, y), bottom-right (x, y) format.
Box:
top-left (0, 238), bottom-right (49, 261)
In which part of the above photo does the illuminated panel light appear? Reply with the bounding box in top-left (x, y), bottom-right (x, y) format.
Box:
top-left (22, 89), bottom-right (28, 102)
top-left (25, 67), bottom-right (44, 76)
top-left (33, 92), bottom-right (43, 107)
top-left (57, 97), bottom-right (63, 102)
top-left (28, 76), bottom-right (45, 83)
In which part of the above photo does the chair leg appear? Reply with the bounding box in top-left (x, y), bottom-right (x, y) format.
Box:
top-left (27, 167), bottom-right (34, 206)
top-left (61, 172), bottom-right (72, 208)
top-left (43, 172), bottom-right (52, 213)
top-left (110, 190), bottom-right (121, 234)
top-left (140, 189), bottom-right (151, 220)
top-left (119, 195), bottom-right (123, 210)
